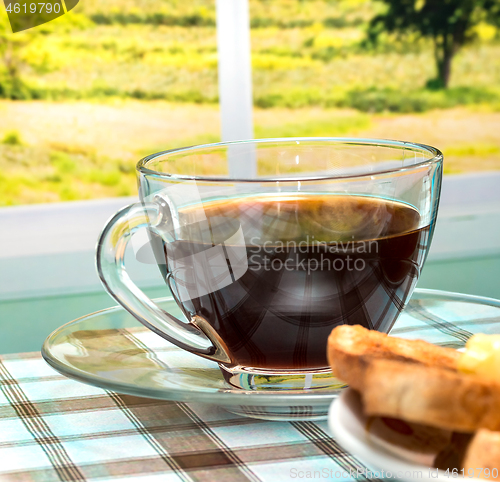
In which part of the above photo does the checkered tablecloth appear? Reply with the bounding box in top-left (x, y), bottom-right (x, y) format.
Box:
top-left (3, 292), bottom-right (500, 481)
top-left (0, 352), bottom-right (370, 482)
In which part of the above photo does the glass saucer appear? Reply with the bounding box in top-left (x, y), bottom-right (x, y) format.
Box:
top-left (42, 289), bottom-right (500, 421)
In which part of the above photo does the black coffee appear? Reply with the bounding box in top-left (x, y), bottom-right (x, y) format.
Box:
top-left (157, 194), bottom-right (428, 370)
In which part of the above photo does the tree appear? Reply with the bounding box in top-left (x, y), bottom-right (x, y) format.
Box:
top-left (367, 0), bottom-right (500, 89)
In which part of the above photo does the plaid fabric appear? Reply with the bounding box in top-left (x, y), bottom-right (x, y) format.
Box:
top-left (0, 352), bottom-right (372, 482)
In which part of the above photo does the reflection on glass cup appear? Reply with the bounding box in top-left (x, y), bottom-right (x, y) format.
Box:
top-left (96, 138), bottom-right (443, 390)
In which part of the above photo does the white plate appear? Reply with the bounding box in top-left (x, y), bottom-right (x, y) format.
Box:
top-left (329, 389), bottom-right (482, 481)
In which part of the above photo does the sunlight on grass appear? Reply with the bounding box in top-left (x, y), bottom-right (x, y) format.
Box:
top-left (0, 139), bottom-right (137, 206)
top-left (2, 0), bottom-right (498, 111)
top-left (445, 144), bottom-right (500, 157)
top-left (1, 101), bottom-right (499, 206)
top-left (255, 112), bottom-right (371, 138)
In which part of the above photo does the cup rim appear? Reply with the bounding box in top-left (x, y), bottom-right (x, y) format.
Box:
top-left (137, 137), bottom-right (443, 183)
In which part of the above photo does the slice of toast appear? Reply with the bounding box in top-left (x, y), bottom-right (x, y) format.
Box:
top-left (328, 325), bottom-right (500, 432)
top-left (362, 358), bottom-right (500, 432)
top-left (327, 324), bottom-right (460, 391)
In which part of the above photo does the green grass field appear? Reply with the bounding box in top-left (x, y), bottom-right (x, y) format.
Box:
top-left (1, 101), bottom-right (499, 206)
top-left (0, 0), bottom-right (499, 205)
top-left (3, 0), bottom-right (500, 110)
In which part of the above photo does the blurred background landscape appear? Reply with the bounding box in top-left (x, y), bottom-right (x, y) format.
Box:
top-left (0, 0), bottom-right (499, 205)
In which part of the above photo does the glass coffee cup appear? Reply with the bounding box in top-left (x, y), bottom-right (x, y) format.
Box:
top-left (96, 138), bottom-right (443, 391)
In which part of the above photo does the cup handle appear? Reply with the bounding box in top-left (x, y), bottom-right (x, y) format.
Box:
top-left (96, 202), bottom-right (230, 363)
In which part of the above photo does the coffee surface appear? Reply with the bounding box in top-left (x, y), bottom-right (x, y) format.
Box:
top-left (158, 194), bottom-right (428, 370)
